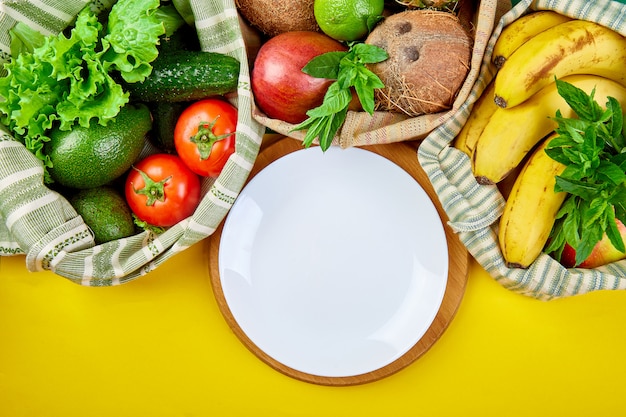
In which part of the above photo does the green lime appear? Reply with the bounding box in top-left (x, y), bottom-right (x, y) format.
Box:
top-left (69, 186), bottom-right (136, 244)
top-left (314, 0), bottom-right (384, 41)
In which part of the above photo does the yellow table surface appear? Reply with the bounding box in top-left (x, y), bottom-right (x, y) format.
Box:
top-left (1, 243), bottom-right (625, 417)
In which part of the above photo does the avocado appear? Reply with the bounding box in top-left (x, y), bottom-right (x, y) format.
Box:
top-left (69, 186), bottom-right (136, 244)
top-left (46, 103), bottom-right (152, 189)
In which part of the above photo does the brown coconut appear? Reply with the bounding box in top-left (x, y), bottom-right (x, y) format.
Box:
top-left (235, 0), bottom-right (320, 37)
top-left (365, 10), bottom-right (472, 116)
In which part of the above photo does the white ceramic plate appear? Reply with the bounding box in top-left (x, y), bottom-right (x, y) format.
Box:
top-left (218, 146), bottom-right (448, 378)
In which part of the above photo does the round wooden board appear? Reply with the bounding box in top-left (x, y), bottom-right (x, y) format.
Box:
top-left (207, 138), bottom-right (469, 386)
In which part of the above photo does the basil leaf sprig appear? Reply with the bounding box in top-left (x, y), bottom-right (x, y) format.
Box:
top-left (291, 43), bottom-right (388, 151)
top-left (544, 78), bottom-right (626, 266)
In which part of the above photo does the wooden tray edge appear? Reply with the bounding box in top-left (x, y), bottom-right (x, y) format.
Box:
top-left (207, 138), bottom-right (469, 386)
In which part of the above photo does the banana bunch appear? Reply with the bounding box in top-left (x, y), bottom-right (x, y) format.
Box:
top-left (474, 74), bottom-right (626, 184)
top-left (491, 10), bottom-right (571, 69)
top-left (454, 11), bottom-right (626, 268)
top-left (494, 18), bottom-right (626, 109)
top-left (498, 134), bottom-right (567, 268)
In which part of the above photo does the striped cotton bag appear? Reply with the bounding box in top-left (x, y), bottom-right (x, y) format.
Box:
top-left (418, 0), bottom-right (626, 300)
top-left (0, 0), bottom-right (265, 285)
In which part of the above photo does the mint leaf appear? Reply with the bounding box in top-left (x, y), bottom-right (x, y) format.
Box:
top-left (546, 78), bottom-right (626, 266)
top-left (603, 204), bottom-right (624, 252)
top-left (597, 159), bottom-right (626, 185)
top-left (606, 96), bottom-right (625, 150)
top-left (292, 43), bottom-right (387, 151)
top-left (554, 177), bottom-right (600, 199)
top-left (556, 79), bottom-right (602, 121)
top-left (613, 188), bottom-right (626, 231)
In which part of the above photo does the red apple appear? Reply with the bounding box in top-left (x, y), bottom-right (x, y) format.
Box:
top-left (251, 31), bottom-right (347, 124)
top-left (561, 219), bottom-right (626, 268)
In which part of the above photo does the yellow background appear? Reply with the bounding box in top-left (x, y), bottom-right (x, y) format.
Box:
top-left (1, 241), bottom-right (625, 417)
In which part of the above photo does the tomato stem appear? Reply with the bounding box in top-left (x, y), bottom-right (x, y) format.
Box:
top-left (191, 116), bottom-right (233, 160)
top-left (131, 167), bottom-right (171, 206)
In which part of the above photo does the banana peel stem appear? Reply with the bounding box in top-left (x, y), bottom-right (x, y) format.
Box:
top-left (493, 56), bottom-right (506, 69)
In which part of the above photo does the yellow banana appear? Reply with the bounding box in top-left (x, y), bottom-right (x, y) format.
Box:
top-left (492, 10), bottom-right (572, 69)
top-left (472, 74), bottom-right (626, 184)
top-left (493, 19), bottom-right (626, 109)
top-left (453, 79), bottom-right (497, 157)
top-left (498, 134), bottom-right (566, 269)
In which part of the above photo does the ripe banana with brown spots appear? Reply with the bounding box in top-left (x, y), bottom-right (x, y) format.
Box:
top-left (453, 79), bottom-right (497, 157)
top-left (498, 133), bottom-right (566, 269)
top-left (472, 74), bottom-right (626, 185)
top-left (492, 10), bottom-right (572, 69)
top-left (493, 19), bottom-right (626, 109)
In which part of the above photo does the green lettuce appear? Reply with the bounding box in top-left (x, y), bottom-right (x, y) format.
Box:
top-left (0, 0), bottom-right (180, 179)
top-left (100, 0), bottom-right (165, 83)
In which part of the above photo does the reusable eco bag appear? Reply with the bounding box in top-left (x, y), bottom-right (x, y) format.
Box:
top-left (252, 0), bottom-right (511, 148)
top-left (418, 0), bottom-right (626, 300)
top-left (0, 0), bottom-right (265, 285)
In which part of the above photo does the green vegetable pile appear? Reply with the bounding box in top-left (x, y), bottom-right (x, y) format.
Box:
top-left (0, 0), bottom-right (183, 180)
top-left (545, 78), bottom-right (626, 266)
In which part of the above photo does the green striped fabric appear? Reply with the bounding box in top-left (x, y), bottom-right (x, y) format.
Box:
top-left (0, 0), bottom-right (265, 285)
top-left (418, 0), bottom-right (626, 300)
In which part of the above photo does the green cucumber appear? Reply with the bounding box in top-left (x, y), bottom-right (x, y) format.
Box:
top-left (125, 51), bottom-right (240, 102)
top-left (148, 101), bottom-right (190, 153)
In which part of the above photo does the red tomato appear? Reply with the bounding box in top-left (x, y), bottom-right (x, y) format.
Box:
top-left (174, 98), bottom-right (237, 177)
top-left (125, 154), bottom-right (201, 227)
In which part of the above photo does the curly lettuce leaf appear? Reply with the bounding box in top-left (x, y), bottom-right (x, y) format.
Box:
top-left (0, 6), bottom-right (125, 171)
top-left (100, 0), bottom-right (166, 83)
top-left (8, 22), bottom-right (45, 56)
top-left (56, 55), bottom-right (128, 129)
top-left (43, 8), bottom-right (128, 130)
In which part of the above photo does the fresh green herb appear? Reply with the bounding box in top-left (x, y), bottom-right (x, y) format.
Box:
top-left (0, 0), bottom-right (182, 182)
top-left (291, 42), bottom-right (388, 151)
top-left (544, 78), bottom-right (626, 266)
